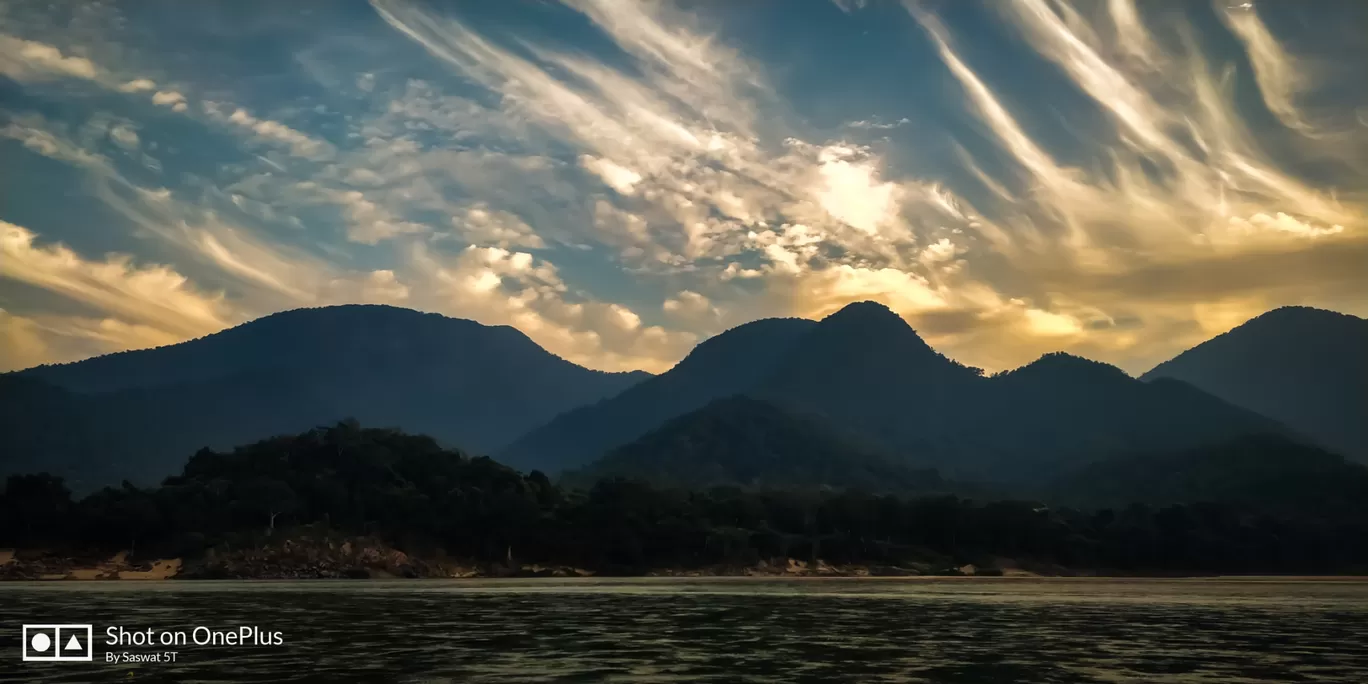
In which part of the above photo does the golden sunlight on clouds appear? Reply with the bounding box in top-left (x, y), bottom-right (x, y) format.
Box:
top-left (0, 221), bottom-right (232, 337)
top-left (812, 145), bottom-right (907, 238)
top-left (305, 0), bottom-right (1368, 373)
top-left (0, 221), bottom-right (239, 370)
top-left (409, 243), bottom-right (696, 372)
top-left (0, 309), bottom-right (54, 372)
top-left (888, 0), bottom-right (1368, 370)
top-left (2, 1), bottom-right (1365, 376)
top-left (0, 34), bottom-right (100, 82)
top-left (1217, 3), bottom-right (1310, 134)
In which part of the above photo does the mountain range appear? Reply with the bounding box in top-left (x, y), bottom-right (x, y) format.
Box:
top-left (2, 305), bottom-right (645, 490)
top-left (505, 302), bottom-right (1291, 485)
top-left (2, 300), bottom-right (1363, 495)
top-left (1142, 306), bottom-right (1367, 461)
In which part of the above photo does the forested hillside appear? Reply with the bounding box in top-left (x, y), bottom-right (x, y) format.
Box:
top-left (1143, 306), bottom-right (1368, 461)
top-left (510, 301), bottom-right (1289, 484)
top-left (562, 396), bottom-right (949, 493)
top-left (4, 422), bottom-right (1366, 577)
top-left (2, 305), bottom-right (647, 490)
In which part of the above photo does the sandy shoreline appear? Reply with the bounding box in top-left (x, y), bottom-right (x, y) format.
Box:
top-left (4, 547), bottom-right (1362, 582)
top-left (2, 549), bottom-right (183, 581)
top-left (0, 547), bottom-right (1026, 581)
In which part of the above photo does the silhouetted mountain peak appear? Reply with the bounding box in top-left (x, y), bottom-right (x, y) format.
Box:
top-left (826, 299), bottom-right (901, 320)
top-left (3, 305), bottom-right (651, 487)
top-left (497, 317), bottom-right (814, 474)
top-left (803, 300), bottom-right (938, 356)
top-left (1246, 305), bottom-right (1361, 326)
top-left (17, 305), bottom-right (648, 395)
top-left (823, 300), bottom-right (917, 328)
top-left (672, 318), bottom-right (817, 374)
top-left (998, 352), bottom-right (1132, 384)
top-left (1160, 306), bottom-right (1364, 358)
top-left (254, 303), bottom-right (422, 321)
top-left (1142, 305), bottom-right (1367, 460)
top-left (220, 305), bottom-right (547, 357)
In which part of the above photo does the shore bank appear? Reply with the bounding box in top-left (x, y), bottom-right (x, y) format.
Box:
top-left (1, 542), bottom-right (1066, 580)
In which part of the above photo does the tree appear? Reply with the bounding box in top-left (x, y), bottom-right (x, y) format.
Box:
top-left (233, 478), bottom-right (300, 535)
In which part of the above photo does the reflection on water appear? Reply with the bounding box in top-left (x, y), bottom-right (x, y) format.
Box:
top-left (2, 577), bottom-right (1366, 682)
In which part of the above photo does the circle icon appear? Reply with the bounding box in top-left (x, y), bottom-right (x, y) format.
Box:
top-left (30, 632), bottom-right (51, 653)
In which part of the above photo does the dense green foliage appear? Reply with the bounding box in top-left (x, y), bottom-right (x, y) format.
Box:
top-left (4, 422), bottom-right (1366, 575)
top-left (1, 305), bottom-right (646, 490)
top-left (1143, 306), bottom-right (1368, 461)
top-left (563, 396), bottom-right (948, 493)
top-left (1047, 434), bottom-right (1368, 516)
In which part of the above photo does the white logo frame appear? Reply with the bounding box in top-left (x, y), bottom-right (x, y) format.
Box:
top-left (22, 624), bottom-right (94, 662)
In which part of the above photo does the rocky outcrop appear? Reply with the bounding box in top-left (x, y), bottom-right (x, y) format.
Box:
top-left (181, 536), bottom-right (464, 579)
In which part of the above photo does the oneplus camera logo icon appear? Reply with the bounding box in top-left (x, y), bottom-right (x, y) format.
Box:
top-left (22, 624), bottom-right (94, 662)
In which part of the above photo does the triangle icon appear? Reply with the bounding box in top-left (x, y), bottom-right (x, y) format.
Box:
top-left (65, 634), bottom-right (83, 651)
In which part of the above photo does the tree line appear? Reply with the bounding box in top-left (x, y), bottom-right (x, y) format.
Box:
top-left (3, 421), bottom-right (1366, 575)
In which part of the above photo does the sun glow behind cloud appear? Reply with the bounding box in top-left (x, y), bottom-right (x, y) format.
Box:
top-left (0, 0), bottom-right (1364, 374)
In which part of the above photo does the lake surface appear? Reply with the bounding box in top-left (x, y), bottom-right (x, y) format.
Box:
top-left (1, 577), bottom-right (1366, 682)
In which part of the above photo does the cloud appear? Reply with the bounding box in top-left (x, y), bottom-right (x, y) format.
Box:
top-left (845, 117), bottom-right (911, 130)
top-left (1218, 3), bottom-right (1311, 133)
top-left (409, 243), bottom-right (696, 372)
top-left (328, 269), bottom-right (411, 304)
top-left (0, 34), bottom-right (100, 82)
top-left (831, 0), bottom-right (870, 14)
top-left (151, 90), bottom-right (188, 112)
top-left (811, 144), bottom-right (907, 237)
top-left (789, 264), bottom-right (951, 320)
top-left (662, 290), bottom-right (721, 327)
top-left (119, 78), bottom-right (156, 93)
top-left (2, 0), bottom-right (1365, 377)
top-left (579, 155), bottom-right (643, 195)
top-left (1229, 212), bottom-right (1344, 239)
top-left (108, 123), bottom-right (139, 151)
top-left (1, 114), bottom-right (115, 174)
top-left (331, 190), bottom-right (429, 244)
top-left (94, 182), bottom-right (365, 309)
top-left (369, 0), bottom-right (970, 269)
top-left (1107, 0), bottom-right (1159, 69)
top-left (451, 203), bottom-right (546, 249)
top-left (911, 0), bottom-right (1364, 264)
top-left (367, 0), bottom-right (1366, 374)
top-left (0, 220), bottom-right (235, 342)
top-left (0, 306), bottom-right (208, 373)
top-left (0, 309), bottom-right (59, 372)
top-left (204, 103), bottom-right (334, 160)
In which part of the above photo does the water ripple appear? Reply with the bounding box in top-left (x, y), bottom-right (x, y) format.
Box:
top-left (1, 578), bottom-right (1365, 682)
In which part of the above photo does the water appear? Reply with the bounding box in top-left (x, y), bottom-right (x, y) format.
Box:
top-left (1, 577), bottom-right (1366, 682)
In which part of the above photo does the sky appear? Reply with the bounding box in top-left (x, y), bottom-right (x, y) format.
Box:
top-left (2, 0), bottom-right (1366, 375)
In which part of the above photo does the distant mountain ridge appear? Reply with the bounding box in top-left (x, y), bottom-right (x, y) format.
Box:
top-left (5, 300), bottom-right (1356, 493)
top-left (1046, 434), bottom-right (1368, 517)
top-left (19, 305), bottom-right (648, 395)
top-left (1142, 306), bottom-right (1367, 460)
top-left (509, 301), bottom-right (1289, 485)
top-left (2, 305), bottom-right (648, 489)
top-left (498, 317), bottom-right (818, 474)
top-left (562, 396), bottom-right (948, 493)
